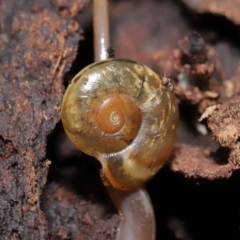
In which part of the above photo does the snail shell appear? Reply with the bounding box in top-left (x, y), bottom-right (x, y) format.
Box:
top-left (61, 58), bottom-right (179, 190)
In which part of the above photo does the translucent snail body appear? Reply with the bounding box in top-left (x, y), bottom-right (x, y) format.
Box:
top-left (61, 58), bottom-right (179, 190)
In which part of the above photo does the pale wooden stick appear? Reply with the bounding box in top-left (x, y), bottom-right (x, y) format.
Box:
top-left (93, 0), bottom-right (110, 61)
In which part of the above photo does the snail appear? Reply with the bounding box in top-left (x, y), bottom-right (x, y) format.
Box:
top-left (61, 0), bottom-right (179, 239)
top-left (61, 58), bottom-right (179, 190)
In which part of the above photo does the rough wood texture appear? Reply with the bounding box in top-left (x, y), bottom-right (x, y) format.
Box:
top-left (0, 0), bottom-right (82, 238)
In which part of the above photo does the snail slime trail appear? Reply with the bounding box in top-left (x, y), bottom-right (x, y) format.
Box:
top-left (61, 0), bottom-right (179, 239)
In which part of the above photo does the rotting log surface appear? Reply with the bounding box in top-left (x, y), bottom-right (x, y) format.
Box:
top-left (0, 0), bottom-right (81, 238)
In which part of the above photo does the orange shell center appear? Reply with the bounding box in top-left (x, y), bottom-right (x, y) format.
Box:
top-left (96, 96), bottom-right (126, 134)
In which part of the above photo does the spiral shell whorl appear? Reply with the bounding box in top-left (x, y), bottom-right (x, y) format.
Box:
top-left (61, 58), bottom-right (179, 190)
top-left (97, 96), bottom-right (126, 134)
